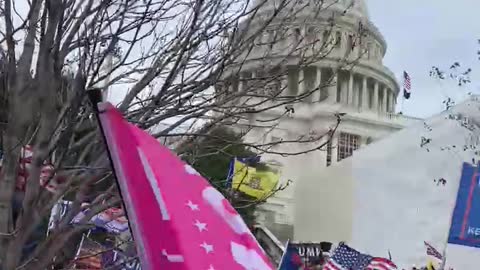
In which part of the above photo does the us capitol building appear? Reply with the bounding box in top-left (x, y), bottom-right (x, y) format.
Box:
top-left (224, 0), bottom-right (422, 243)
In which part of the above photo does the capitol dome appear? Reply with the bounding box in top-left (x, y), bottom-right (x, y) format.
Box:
top-left (321, 0), bottom-right (370, 19)
top-left (234, 0), bottom-right (396, 113)
top-left (347, 0), bottom-right (369, 18)
top-left (253, 0), bottom-right (370, 19)
top-left (225, 0), bottom-right (421, 243)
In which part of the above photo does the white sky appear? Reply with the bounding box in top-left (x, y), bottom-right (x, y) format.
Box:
top-left (10, 0), bottom-right (480, 119)
top-left (368, 0), bottom-right (480, 118)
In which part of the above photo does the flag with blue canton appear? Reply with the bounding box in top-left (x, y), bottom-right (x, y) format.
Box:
top-left (226, 156), bottom-right (261, 188)
top-left (279, 242), bottom-right (311, 270)
top-left (323, 243), bottom-right (397, 270)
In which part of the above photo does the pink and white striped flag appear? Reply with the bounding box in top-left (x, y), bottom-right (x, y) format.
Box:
top-left (98, 102), bottom-right (274, 270)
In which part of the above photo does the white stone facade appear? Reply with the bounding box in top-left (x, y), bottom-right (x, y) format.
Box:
top-left (226, 0), bottom-right (423, 241)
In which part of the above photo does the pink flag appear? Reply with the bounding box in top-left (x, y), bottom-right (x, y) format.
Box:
top-left (98, 102), bottom-right (274, 270)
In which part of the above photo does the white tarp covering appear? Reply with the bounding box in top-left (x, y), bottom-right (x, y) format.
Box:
top-left (351, 97), bottom-right (480, 269)
top-left (295, 96), bottom-right (480, 269)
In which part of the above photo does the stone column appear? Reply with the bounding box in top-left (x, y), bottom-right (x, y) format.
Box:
top-left (390, 91), bottom-right (396, 113)
top-left (251, 71), bottom-right (261, 96)
top-left (238, 74), bottom-right (244, 93)
top-left (386, 91), bottom-right (390, 112)
top-left (341, 75), bottom-right (348, 104)
top-left (299, 67), bottom-right (306, 99)
top-left (382, 87), bottom-right (388, 113)
top-left (327, 69), bottom-right (337, 103)
top-left (280, 73), bottom-right (288, 97)
top-left (393, 92), bottom-right (396, 112)
top-left (312, 67), bottom-right (322, 102)
top-left (373, 81), bottom-right (379, 112)
top-left (362, 75), bottom-right (368, 110)
top-left (386, 90), bottom-right (390, 112)
top-left (354, 82), bottom-right (360, 108)
top-left (348, 72), bottom-right (354, 105)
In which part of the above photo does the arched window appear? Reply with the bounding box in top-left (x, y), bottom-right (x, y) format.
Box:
top-left (335, 31), bottom-right (342, 48)
top-left (347, 34), bottom-right (354, 52)
top-left (294, 28), bottom-right (302, 42)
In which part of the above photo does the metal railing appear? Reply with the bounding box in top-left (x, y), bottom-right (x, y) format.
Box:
top-left (253, 224), bottom-right (285, 266)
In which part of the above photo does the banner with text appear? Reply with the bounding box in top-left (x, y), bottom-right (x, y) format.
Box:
top-left (448, 162), bottom-right (480, 248)
top-left (289, 242), bottom-right (333, 265)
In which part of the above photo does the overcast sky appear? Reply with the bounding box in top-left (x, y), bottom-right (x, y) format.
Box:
top-left (367, 0), bottom-right (480, 118)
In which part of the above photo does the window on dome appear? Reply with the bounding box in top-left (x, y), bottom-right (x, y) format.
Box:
top-left (335, 31), bottom-right (342, 48)
top-left (267, 30), bottom-right (275, 48)
top-left (232, 78), bottom-right (239, 93)
top-left (322, 30), bottom-right (328, 41)
top-left (326, 139), bottom-right (332, 167)
top-left (367, 43), bottom-right (373, 60)
top-left (322, 30), bottom-right (331, 46)
top-left (337, 132), bottom-right (360, 161)
top-left (265, 67), bottom-right (282, 96)
top-left (287, 67), bottom-right (299, 96)
top-left (255, 70), bottom-right (266, 94)
top-left (303, 67), bottom-right (317, 101)
top-left (241, 71), bottom-right (253, 91)
top-left (347, 34), bottom-right (354, 53)
top-left (306, 26), bottom-right (316, 42)
top-left (294, 28), bottom-right (302, 42)
top-left (228, 77), bottom-right (237, 93)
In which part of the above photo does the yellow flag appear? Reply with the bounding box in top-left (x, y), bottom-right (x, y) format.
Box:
top-left (231, 159), bottom-right (280, 199)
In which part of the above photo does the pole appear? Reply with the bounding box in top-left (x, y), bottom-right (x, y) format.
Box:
top-left (72, 233), bottom-right (86, 270)
top-left (400, 91), bottom-right (405, 114)
top-left (87, 88), bottom-right (136, 243)
top-left (439, 196), bottom-right (453, 270)
top-left (277, 239), bottom-right (290, 270)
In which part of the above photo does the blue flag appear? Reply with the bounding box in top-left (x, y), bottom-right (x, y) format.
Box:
top-left (448, 162), bottom-right (480, 248)
top-left (279, 242), bottom-right (311, 270)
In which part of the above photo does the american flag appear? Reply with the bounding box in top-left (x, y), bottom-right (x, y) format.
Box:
top-left (323, 243), bottom-right (397, 270)
top-left (403, 71), bottom-right (411, 99)
top-left (424, 241), bottom-right (443, 260)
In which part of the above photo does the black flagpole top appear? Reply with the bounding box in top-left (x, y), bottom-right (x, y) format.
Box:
top-left (87, 88), bottom-right (103, 113)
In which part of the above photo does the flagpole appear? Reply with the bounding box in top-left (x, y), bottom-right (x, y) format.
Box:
top-left (400, 94), bottom-right (405, 114)
top-left (276, 239), bottom-right (290, 270)
top-left (72, 233), bottom-right (87, 269)
top-left (87, 88), bottom-right (136, 243)
top-left (439, 194), bottom-right (454, 270)
top-left (400, 71), bottom-right (410, 114)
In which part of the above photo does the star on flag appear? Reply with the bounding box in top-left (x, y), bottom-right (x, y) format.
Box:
top-left (186, 200), bottom-right (199, 211)
top-left (200, 242), bottom-right (214, 254)
top-left (98, 102), bottom-right (274, 269)
top-left (194, 220), bottom-right (208, 232)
